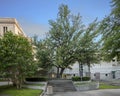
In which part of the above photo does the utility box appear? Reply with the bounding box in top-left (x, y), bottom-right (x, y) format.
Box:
top-left (47, 86), bottom-right (53, 95)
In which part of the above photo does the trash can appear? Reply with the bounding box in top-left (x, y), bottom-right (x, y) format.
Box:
top-left (47, 86), bottom-right (53, 95)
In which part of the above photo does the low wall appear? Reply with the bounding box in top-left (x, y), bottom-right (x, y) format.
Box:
top-left (74, 81), bottom-right (99, 91)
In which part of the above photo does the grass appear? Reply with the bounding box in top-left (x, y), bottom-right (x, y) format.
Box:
top-left (99, 83), bottom-right (120, 89)
top-left (0, 85), bottom-right (42, 96)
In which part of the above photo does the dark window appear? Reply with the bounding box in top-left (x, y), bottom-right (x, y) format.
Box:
top-left (112, 59), bottom-right (115, 62)
top-left (3, 26), bottom-right (8, 34)
top-left (105, 74), bottom-right (108, 76)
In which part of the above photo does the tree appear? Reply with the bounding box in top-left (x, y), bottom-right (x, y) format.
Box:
top-left (48, 4), bottom-right (85, 78)
top-left (75, 19), bottom-right (100, 80)
top-left (0, 32), bottom-right (35, 89)
top-left (99, 0), bottom-right (120, 61)
top-left (33, 36), bottom-right (53, 76)
top-left (111, 0), bottom-right (120, 17)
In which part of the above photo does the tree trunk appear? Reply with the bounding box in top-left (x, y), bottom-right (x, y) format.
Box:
top-left (12, 73), bottom-right (22, 89)
top-left (88, 63), bottom-right (91, 79)
top-left (79, 61), bottom-right (83, 81)
top-left (12, 76), bottom-right (17, 87)
top-left (56, 67), bottom-right (60, 78)
top-left (60, 68), bottom-right (65, 78)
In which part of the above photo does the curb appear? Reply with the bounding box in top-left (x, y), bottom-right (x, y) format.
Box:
top-left (40, 82), bottom-right (48, 96)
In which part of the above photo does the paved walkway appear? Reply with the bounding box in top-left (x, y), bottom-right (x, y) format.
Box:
top-left (0, 81), bottom-right (12, 86)
top-left (50, 89), bottom-right (120, 96)
top-left (48, 80), bottom-right (76, 92)
top-left (24, 81), bottom-right (47, 90)
top-left (0, 81), bottom-right (47, 90)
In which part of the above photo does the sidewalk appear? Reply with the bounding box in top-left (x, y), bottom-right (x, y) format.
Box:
top-left (0, 81), bottom-right (12, 86)
top-left (50, 89), bottom-right (120, 96)
top-left (0, 81), bottom-right (47, 90)
top-left (23, 82), bottom-right (47, 90)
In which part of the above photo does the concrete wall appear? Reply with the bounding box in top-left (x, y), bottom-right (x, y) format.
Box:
top-left (64, 59), bottom-right (120, 80)
top-left (0, 23), bottom-right (15, 36)
top-left (0, 18), bottom-right (25, 36)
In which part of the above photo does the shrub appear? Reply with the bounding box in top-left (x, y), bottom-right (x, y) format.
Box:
top-left (72, 76), bottom-right (90, 81)
top-left (82, 77), bottom-right (90, 81)
top-left (25, 77), bottom-right (47, 82)
top-left (72, 76), bottom-right (80, 81)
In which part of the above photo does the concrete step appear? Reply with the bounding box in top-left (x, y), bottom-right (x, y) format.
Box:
top-left (48, 80), bottom-right (76, 92)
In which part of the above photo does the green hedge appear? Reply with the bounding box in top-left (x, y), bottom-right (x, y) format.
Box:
top-left (26, 77), bottom-right (47, 82)
top-left (72, 76), bottom-right (90, 81)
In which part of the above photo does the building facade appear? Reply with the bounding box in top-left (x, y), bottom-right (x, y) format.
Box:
top-left (64, 58), bottom-right (120, 80)
top-left (0, 18), bottom-right (37, 61)
top-left (0, 18), bottom-right (25, 37)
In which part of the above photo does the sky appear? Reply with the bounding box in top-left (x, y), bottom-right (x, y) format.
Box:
top-left (0, 0), bottom-right (112, 39)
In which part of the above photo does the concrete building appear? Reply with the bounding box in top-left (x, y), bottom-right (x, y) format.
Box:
top-left (91, 59), bottom-right (120, 80)
top-left (64, 58), bottom-right (120, 80)
top-left (0, 18), bottom-right (26, 36)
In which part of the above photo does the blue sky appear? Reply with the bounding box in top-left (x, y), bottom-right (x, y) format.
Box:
top-left (0, 0), bottom-right (111, 38)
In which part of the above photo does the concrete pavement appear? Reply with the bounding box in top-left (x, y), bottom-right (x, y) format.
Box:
top-left (51, 89), bottom-right (120, 96)
top-left (0, 81), bottom-right (12, 86)
top-left (1, 81), bottom-right (120, 96)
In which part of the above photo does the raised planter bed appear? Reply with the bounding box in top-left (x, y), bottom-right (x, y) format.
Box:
top-left (74, 81), bottom-right (99, 91)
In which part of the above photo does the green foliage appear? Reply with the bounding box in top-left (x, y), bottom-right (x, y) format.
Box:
top-left (99, 0), bottom-right (120, 61)
top-left (111, 0), bottom-right (120, 17)
top-left (72, 76), bottom-right (80, 81)
top-left (48, 4), bottom-right (85, 78)
top-left (32, 37), bottom-right (53, 75)
top-left (74, 19), bottom-right (100, 77)
top-left (72, 76), bottom-right (90, 81)
top-left (0, 32), bottom-right (36, 88)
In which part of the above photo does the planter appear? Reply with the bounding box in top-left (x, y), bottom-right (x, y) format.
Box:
top-left (74, 81), bottom-right (99, 91)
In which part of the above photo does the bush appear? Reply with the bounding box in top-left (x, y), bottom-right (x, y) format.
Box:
top-left (72, 76), bottom-right (90, 81)
top-left (25, 77), bottom-right (47, 82)
top-left (82, 77), bottom-right (90, 81)
top-left (72, 76), bottom-right (80, 81)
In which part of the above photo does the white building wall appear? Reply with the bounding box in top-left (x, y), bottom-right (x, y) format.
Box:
top-left (0, 18), bottom-right (25, 36)
top-left (64, 59), bottom-right (120, 80)
top-left (0, 23), bottom-right (15, 36)
top-left (64, 61), bottom-right (88, 78)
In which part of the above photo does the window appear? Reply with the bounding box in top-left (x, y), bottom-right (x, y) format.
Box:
top-left (112, 59), bottom-right (115, 62)
top-left (105, 74), bottom-right (108, 76)
top-left (3, 26), bottom-right (8, 34)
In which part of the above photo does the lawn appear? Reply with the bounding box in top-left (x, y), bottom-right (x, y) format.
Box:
top-left (99, 83), bottom-right (120, 89)
top-left (0, 85), bottom-right (42, 96)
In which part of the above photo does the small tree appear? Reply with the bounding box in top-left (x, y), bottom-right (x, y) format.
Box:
top-left (75, 19), bottom-right (100, 80)
top-left (33, 37), bottom-right (53, 76)
top-left (0, 32), bottom-right (35, 89)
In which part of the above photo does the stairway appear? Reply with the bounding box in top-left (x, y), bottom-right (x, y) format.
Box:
top-left (47, 80), bottom-right (76, 92)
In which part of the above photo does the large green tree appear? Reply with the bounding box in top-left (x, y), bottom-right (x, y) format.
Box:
top-left (0, 32), bottom-right (35, 89)
top-left (48, 4), bottom-right (85, 78)
top-left (111, 0), bottom-right (120, 17)
top-left (100, 0), bottom-right (120, 61)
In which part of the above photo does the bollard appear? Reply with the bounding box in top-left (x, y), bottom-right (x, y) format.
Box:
top-left (47, 86), bottom-right (53, 95)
